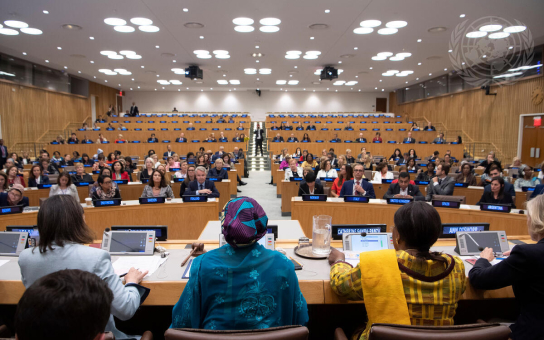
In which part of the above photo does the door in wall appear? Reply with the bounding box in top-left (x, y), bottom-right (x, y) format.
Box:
top-left (521, 115), bottom-right (544, 167)
top-left (376, 98), bottom-right (387, 113)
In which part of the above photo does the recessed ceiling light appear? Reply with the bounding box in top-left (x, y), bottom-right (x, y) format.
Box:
top-left (94, 76), bottom-right (96, 78)
top-left (379, 80), bottom-right (382, 82)
top-left (369, 67), bottom-right (372, 69)
top-left (64, 66), bottom-right (68, 69)
top-left (429, 73), bottom-right (432, 76)
top-left (183, 8), bottom-right (188, 12)
top-left (466, 31), bottom-right (487, 38)
top-left (104, 18), bottom-right (126, 26)
top-left (141, 66), bottom-right (145, 68)
top-left (285, 54), bottom-right (300, 59)
top-left (310, 36), bottom-right (314, 40)
top-left (234, 25), bottom-right (254, 33)
top-left (386, 21), bottom-right (407, 28)
top-left (260, 26), bottom-right (280, 33)
top-left (371, 55), bottom-right (387, 61)
top-left (119, 50), bottom-right (136, 55)
top-left (375, 87), bottom-right (378, 90)
top-left (489, 32), bottom-right (510, 39)
top-left (360, 20), bottom-right (381, 28)
top-left (417, 39), bottom-right (422, 42)
top-left (108, 54), bottom-right (124, 59)
top-left (78, 71), bottom-right (81, 73)
top-left (303, 55), bottom-right (318, 59)
top-left (276, 80), bottom-right (287, 85)
top-left (196, 54), bottom-right (211, 59)
top-left (460, 14), bottom-right (466, 18)
top-left (4, 20), bottom-right (28, 28)
top-left (338, 61), bottom-right (342, 64)
top-left (45, 60), bottom-right (49, 63)
top-left (22, 52), bottom-right (27, 55)
top-left (306, 50), bottom-right (321, 55)
top-left (100, 50), bottom-right (117, 55)
top-left (508, 46), bottom-right (513, 50)
top-left (325, 9), bottom-right (330, 13)
top-left (444, 68), bottom-right (448, 71)
top-left (418, 62), bottom-right (422, 65)
top-left (294, 66), bottom-right (297, 68)
top-left (139, 25), bottom-right (160, 32)
top-left (503, 26), bottom-right (526, 33)
top-left (213, 50), bottom-right (229, 55)
top-left (353, 27), bottom-right (373, 34)
top-left (260, 18), bottom-right (281, 25)
top-left (381, 89), bottom-right (384, 91)
top-left (354, 47), bottom-right (358, 50)
top-left (0, 28), bottom-right (18, 35)
top-left (62, 24), bottom-right (82, 30)
top-left (233, 17), bottom-right (254, 25)
top-left (378, 28), bottom-right (398, 35)
top-left (173, 60), bottom-right (176, 63)
top-left (230, 80), bottom-right (240, 85)
top-left (377, 52), bottom-right (393, 57)
top-left (286, 50), bottom-right (302, 55)
top-left (448, 49), bottom-right (453, 52)
top-left (114, 25), bottom-right (135, 33)
top-left (479, 24), bottom-right (502, 32)
top-left (105, 80), bottom-right (108, 82)
top-left (217, 80), bottom-right (228, 85)
top-left (43, 10), bottom-right (49, 14)
top-left (199, 36), bottom-right (204, 39)
top-left (89, 36), bottom-right (94, 40)
top-left (130, 17), bottom-right (153, 25)
top-left (216, 54), bottom-right (230, 59)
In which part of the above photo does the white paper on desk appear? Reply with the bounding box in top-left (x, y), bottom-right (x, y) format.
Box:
top-left (112, 256), bottom-right (167, 278)
top-left (0, 260), bottom-right (10, 268)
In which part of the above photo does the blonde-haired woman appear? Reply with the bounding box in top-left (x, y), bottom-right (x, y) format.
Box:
top-left (469, 194), bottom-right (544, 339)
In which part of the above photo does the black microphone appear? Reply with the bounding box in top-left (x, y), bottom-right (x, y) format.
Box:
top-left (361, 232), bottom-right (367, 237)
top-left (478, 246), bottom-right (484, 252)
top-left (104, 227), bottom-right (110, 236)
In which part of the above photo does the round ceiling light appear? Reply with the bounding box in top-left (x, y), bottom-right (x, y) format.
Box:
top-left (386, 21), bottom-right (407, 28)
top-left (130, 17), bottom-right (153, 25)
top-left (377, 52), bottom-right (393, 57)
top-left (114, 25), bottom-right (135, 33)
top-left (100, 50), bottom-right (117, 55)
top-left (120, 50), bottom-right (136, 55)
top-left (4, 20), bottom-right (28, 28)
top-left (285, 55), bottom-right (300, 59)
top-left (396, 52), bottom-right (412, 57)
top-left (126, 55), bottom-right (142, 59)
top-left (378, 28), bottom-right (398, 35)
top-left (196, 54), bottom-right (212, 59)
top-left (479, 24), bottom-right (502, 32)
top-left (489, 32), bottom-right (510, 39)
top-left (108, 55), bottom-right (124, 59)
top-left (503, 25), bottom-right (526, 33)
top-left (303, 55), bottom-right (318, 59)
top-left (371, 55), bottom-right (387, 60)
top-left (259, 18), bottom-right (281, 26)
top-left (232, 17), bottom-right (254, 25)
top-left (104, 18), bottom-right (126, 26)
top-left (360, 20), bottom-right (381, 27)
top-left (244, 68), bottom-right (257, 74)
top-left (306, 51), bottom-right (321, 55)
top-left (215, 54), bottom-right (230, 59)
top-left (20, 27), bottom-right (43, 35)
top-left (139, 25), bottom-right (159, 32)
top-left (466, 31), bottom-right (487, 38)
top-left (286, 50), bottom-right (302, 55)
top-left (0, 28), bottom-right (19, 35)
top-left (353, 27), bottom-right (373, 34)
top-left (389, 56), bottom-right (405, 61)
top-left (259, 26), bottom-right (279, 33)
top-left (213, 50), bottom-right (229, 55)
top-left (193, 50), bottom-right (209, 55)
top-left (234, 25), bottom-right (254, 32)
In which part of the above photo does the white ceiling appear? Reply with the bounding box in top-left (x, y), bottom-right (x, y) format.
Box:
top-left (1, 0), bottom-right (543, 93)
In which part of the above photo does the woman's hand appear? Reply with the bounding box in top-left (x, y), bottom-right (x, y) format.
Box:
top-left (124, 267), bottom-right (149, 284)
top-left (479, 247), bottom-right (495, 262)
top-left (328, 248), bottom-right (345, 265)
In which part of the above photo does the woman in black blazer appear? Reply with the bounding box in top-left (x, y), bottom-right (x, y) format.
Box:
top-left (28, 165), bottom-right (50, 187)
top-left (469, 194), bottom-right (544, 340)
top-left (476, 177), bottom-right (515, 208)
top-left (297, 172), bottom-right (324, 196)
top-left (179, 165), bottom-right (197, 196)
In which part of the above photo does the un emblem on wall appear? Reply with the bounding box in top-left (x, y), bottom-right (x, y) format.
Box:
top-left (449, 16), bottom-right (534, 87)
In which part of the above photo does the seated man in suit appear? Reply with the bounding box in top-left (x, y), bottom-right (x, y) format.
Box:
top-left (298, 171), bottom-right (324, 196)
top-left (423, 121), bottom-right (436, 131)
top-left (67, 133), bottom-right (79, 144)
top-left (306, 124), bottom-right (316, 130)
top-left (330, 134), bottom-right (342, 143)
top-left (425, 164), bottom-right (455, 201)
top-left (271, 123), bottom-right (280, 130)
top-left (212, 146), bottom-right (225, 162)
top-left (295, 123), bottom-right (305, 131)
top-left (218, 132), bottom-right (228, 142)
top-left (284, 159), bottom-right (303, 181)
top-left (530, 184), bottom-right (544, 199)
top-left (163, 145), bottom-right (175, 158)
top-left (61, 154), bottom-right (74, 167)
top-left (183, 166), bottom-right (220, 197)
top-left (148, 133), bottom-right (159, 143)
top-left (339, 163), bottom-right (376, 198)
top-left (187, 123), bottom-right (195, 131)
top-left (287, 133), bottom-right (299, 142)
top-left (208, 158), bottom-right (229, 180)
top-left (216, 117), bottom-right (225, 123)
top-left (206, 133), bottom-right (217, 142)
top-left (176, 133), bottom-right (187, 143)
top-left (232, 133), bottom-right (242, 142)
top-left (396, 153), bottom-right (410, 166)
top-left (284, 122), bottom-right (293, 130)
top-left (328, 152), bottom-right (338, 168)
top-left (356, 133), bottom-right (367, 143)
top-left (433, 133), bottom-right (446, 144)
top-left (272, 133), bottom-right (284, 142)
top-left (81, 135), bottom-right (93, 144)
top-left (344, 122), bottom-right (354, 131)
top-left (403, 132), bottom-right (416, 144)
top-left (384, 172), bottom-right (424, 200)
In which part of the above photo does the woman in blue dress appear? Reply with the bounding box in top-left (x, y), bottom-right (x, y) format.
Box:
top-left (171, 197), bottom-right (309, 330)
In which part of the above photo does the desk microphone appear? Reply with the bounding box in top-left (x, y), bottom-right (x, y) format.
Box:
top-left (360, 232), bottom-right (367, 237)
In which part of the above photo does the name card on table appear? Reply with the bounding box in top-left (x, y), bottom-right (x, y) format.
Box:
top-left (386, 197), bottom-right (413, 205)
top-left (319, 177), bottom-right (335, 182)
top-left (92, 199), bottom-right (122, 207)
top-left (302, 194), bottom-right (327, 201)
top-left (381, 179), bottom-right (394, 184)
top-left (208, 177), bottom-right (223, 182)
top-left (415, 180), bottom-right (430, 185)
top-left (454, 182), bottom-right (469, 187)
top-left (432, 200), bottom-right (461, 209)
top-left (0, 205), bottom-right (23, 215)
top-left (74, 182), bottom-right (91, 187)
top-left (480, 203), bottom-right (511, 213)
top-left (343, 195), bottom-right (370, 203)
top-left (289, 177), bottom-right (303, 182)
top-left (522, 186), bottom-right (535, 192)
top-left (182, 195), bottom-right (207, 202)
top-left (112, 179), bottom-right (128, 185)
top-left (139, 197), bottom-right (166, 204)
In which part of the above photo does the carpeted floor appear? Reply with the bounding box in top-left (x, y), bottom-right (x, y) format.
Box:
top-left (236, 170), bottom-right (289, 220)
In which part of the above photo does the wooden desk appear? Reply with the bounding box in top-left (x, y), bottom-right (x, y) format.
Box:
top-left (291, 199), bottom-right (529, 238)
top-left (0, 200), bottom-right (218, 240)
top-left (267, 130), bottom-right (440, 143)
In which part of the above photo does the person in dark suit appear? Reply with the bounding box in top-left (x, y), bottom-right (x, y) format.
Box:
top-left (254, 123), bottom-right (264, 156)
top-left (67, 133), bottom-right (79, 144)
top-left (183, 166), bottom-right (220, 197)
top-left (383, 172), bottom-right (424, 200)
top-left (530, 184), bottom-right (544, 199)
top-left (0, 139), bottom-right (8, 170)
top-left (287, 134), bottom-right (299, 142)
top-left (272, 133), bottom-right (284, 142)
top-left (296, 123), bottom-right (304, 131)
top-left (402, 132), bottom-right (416, 144)
top-left (71, 163), bottom-right (93, 183)
top-left (330, 134), bottom-right (342, 143)
top-left (425, 164), bottom-right (455, 201)
top-left (271, 123), bottom-right (280, 131)
top-left (187, 123), bottom-right (195, 131)
top-left (0, 184), bottom-right (29, 207)
top-left (129, 102), bottom-right (139, 117)
top-left (81, 135), bottom-right (93, 144)
top-left (298, 171), bottom-right (324, 196)
top-left (396, 153), bottom-right (410, 166)
top-left (306, 124), bottom-right (316, 130)
top-left (481, 166), bottom-right (515, 198)
top-left (423, 121), bottom-right (436, 131)
top-left (484, 180), bottom-right (516, 198)
top-left (339, 164), bottom-right (376, 198)
top-left (148, 133), bottom-right (159, 143)
top-left (232, 133), bottom-right (242, 142)
top-left (218, 132), bottom-right (228, 142)
top-left (432, 133), bottom-right (446, 144)
top-left (469, 194), bottom-right (544, 340)
top-left (208, 159), bottom-right (229, 180)
top-left (284, 122), bottom-right (293, 131)
top-left (356, 133), bottom-right (367, 143)
top-left (212, 146), bottom-right (226, 162)
top-left (344, 123), bottom-right (354, 131)
top-left (477, 177), bottom-right (516, 208)
top-left (176, 133), bottom-right (188, 143)
top-left (163, 145), bottom-right (175, 158)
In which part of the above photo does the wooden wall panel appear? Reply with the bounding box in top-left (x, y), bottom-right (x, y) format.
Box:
top-left (0, 81), bottom-right (117, 147)
top-left (389, 76), bottom-right (544, 161)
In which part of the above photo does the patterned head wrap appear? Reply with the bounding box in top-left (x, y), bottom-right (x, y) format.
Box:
top-left (220, 197), bottom-right (268, 248)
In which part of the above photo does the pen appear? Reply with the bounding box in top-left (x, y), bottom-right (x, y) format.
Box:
top-left (289, 257), bottom-right (303, 268)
